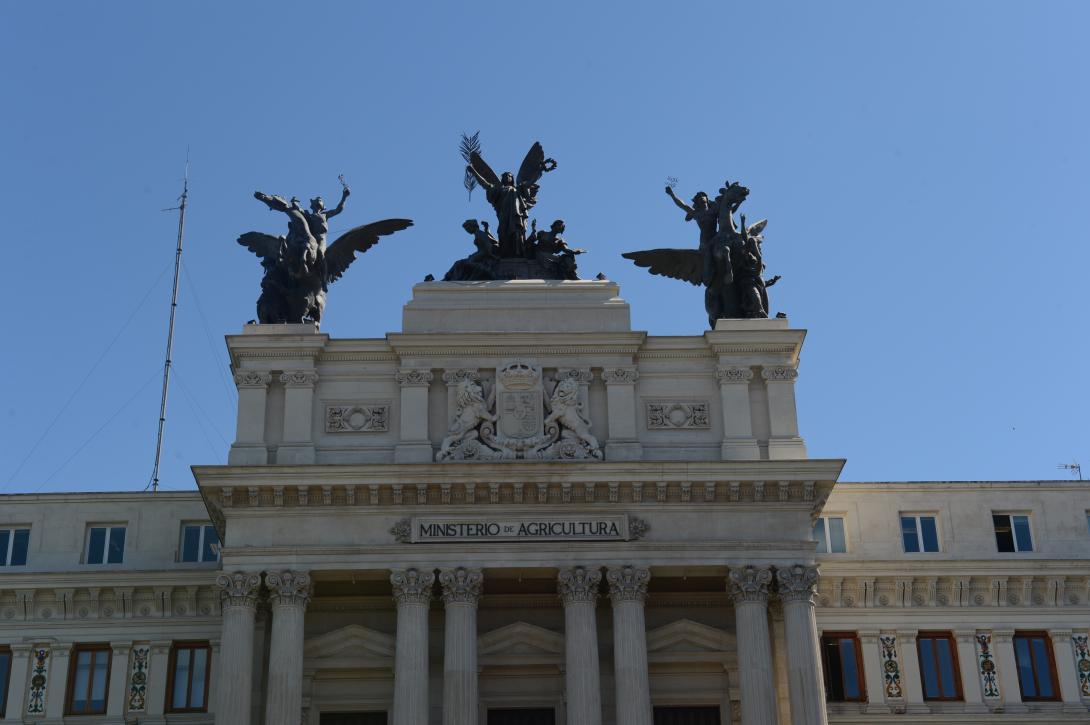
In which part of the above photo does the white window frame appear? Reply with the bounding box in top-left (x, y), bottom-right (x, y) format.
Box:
top-left (899, 513), bottom-right (942, 553)
top-left (0, 526), bottom-right (31, 566)
top-left (179, 522), bottom-right (220, 563)
top-left (84, 524), bottom-right (127, 565)
top-left (992, 512), bottom-right (1034, 553)
top-left (814, 515), bottom-right (848, 554)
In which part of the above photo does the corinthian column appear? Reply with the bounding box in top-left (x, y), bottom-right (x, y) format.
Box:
top-left (215, 572), bottom-right (261, 725)
top-left (776, 565), bottom-right (829, 725)
top-left (558, 567), bottom-right (603, 725)
top-left (264, 570), bottom-right (312, 725)
top-left (440, 567), bottom-right (483, 725)
top-left (728, 565), bottom-right (777, 725)
top-left (391, 568), bottom-right (435, 725)
top-left (607, 566), bottom-right (653, 725)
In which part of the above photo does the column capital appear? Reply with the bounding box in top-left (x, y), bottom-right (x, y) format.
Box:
top-left (234, 370), bottom-right (272, 388)
top-left (558, 566), bottom-right (602, 604)
top-left (279, 370), bottom-right (318, 387)
top-left (606, 565), bottom-right (650, 604)
top-left (391, 568), bottom-right (435, 605)
top-left (992, 629), bottom-right (1015, 642)
top-left (439, 567), bottom-right (483, 605)
top-left (9, 643), bottom-right (33, 656)
top-left (216, 571), bottom-right (261, 610)
top-left (728, 564), bottom-right (772, 604)
top-left (557, 367), bottom-right (594, 384)
top-left (716, 365), bottom-right (753, 384)
top-left (601, 367), bottom-right (639, 385)
top-left (776, 564), bottom-right (819, 604)
top-left (441, 368), bottom-right (480, 385)
top-left (396, 368), bottom-right (434, 387)
top-left (761, 365), bottom-right (798, 382)
top-left (265, 570), bottom-right (312, 608)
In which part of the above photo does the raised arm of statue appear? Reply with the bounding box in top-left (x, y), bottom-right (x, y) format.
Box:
top-left (326, 186), bottom-right (351, 219)
top-left (467, 165), bottom-right (495, 190)
top-left (254, 191), bottom-right (290, 212)
top-left (665, 186), bottom-right (695, 216)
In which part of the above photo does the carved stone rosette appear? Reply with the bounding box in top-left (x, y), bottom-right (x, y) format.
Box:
top-left (265, 570), bottom-right (312, 608)
top-left (716, 366), bottom-right (753, 384)
top-left (601, 367), bottom-right (639, 385)
top-left (439, 567), bottom-right (483, 605)
top-left (606, 566), bottom-right (650, 603)
top-left (391, 568), bottom-right (435, 605)
top-left (760, 366), bottom-right (798, 382)
top-left (216, 572), bottom-right (261, 609)
top-left (396, 368), bottom-right (434, 387)
top-left (279, 370), bottom-right (318, 387)
top-left (727, 565), bottom-right (773, 604)
top-left (558, 566), bottom-right (602, 604)
top-left (776, 564), bottom-right (819, 604)
top-left (233, 371), bottom-right (272, 388)
top-left (441, 369), bottom-right (480, 385)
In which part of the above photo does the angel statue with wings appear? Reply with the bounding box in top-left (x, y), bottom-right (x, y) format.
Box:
top-left (238, 181), bottom-right (412, 325)
top-left (465, 141), bottom-right (556, 258)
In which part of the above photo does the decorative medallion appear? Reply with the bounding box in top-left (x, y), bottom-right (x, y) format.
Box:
top-left (645, 401), bottom-right (710, 429)
top-left (325, 404), bottom-right (389, 432)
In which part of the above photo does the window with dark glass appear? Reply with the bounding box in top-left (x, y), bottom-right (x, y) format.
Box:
top-left (813, 516), bottom-right (847, 553)
top-left (652, 706), bottom-right (721, 725)
top-left (900, 515), bottom-right (940, 552)
top-left (1013, 632), bottom-right (1060, 701)
top-left (1, 645), bottom-right (12, 718)
top-left (0, 527), bottom-right (30, 566)
top-left (66, 645), bottom-right (110, 715)
top-left (180, 524), bottom-right (219, 562)
top-left (992, 514), bottom-right (1033, 552)
top-left (916, 632), bottom-right (961, 700)
top-left (487, 708), bottom-right (557, 725)
top-left (166, 642), bottom-right (211, 712)
top-left (821, 633), bottom-right (866, 701)
top-left (86, 525), bottom-right (126, 564)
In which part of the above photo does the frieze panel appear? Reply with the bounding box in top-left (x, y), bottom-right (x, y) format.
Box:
top-left (127, 645), bottom-right (151, 712)
top-left (26, 646), bottom-right (49, 715)
top-left (878, 634), bottom-right (904, 699)
top-left (974, 632), bottom-right (1001, 699)
top-left (645, 401), bottom-right (711, 430)
top-left (392, 514), bottom-right (647, 543)
top-left (325, 404), bottom-right (390, 432)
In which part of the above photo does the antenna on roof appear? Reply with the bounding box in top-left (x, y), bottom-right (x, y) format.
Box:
top-left (1057, 461), bottom-right (1082, 480)
top-left (149, 153), bottom-right (189, 493)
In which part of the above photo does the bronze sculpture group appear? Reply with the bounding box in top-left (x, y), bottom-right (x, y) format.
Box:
top-left (237, 139), bottom-right (780, 328)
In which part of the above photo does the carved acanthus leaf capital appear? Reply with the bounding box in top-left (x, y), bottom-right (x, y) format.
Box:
top-left (776, 564), bottom-right (819, 604)
top-left (558, 566), bottom-right (602, 604)
top-left (601, 367), bottom-right (639, 385)
top-left (556, 367), bottom-right (593, 384)
top-left (442, 368), bottom-right (480, 385)
top-left (606, 565), bottom-right (650, 603)
top-left (391, 568), bottom-right (435, 605)
top-left (439, 567), bottom-right (483, 605)
top-left (727, 565), bottom-right (773, 604)
top-left (761, 366), bottom-right (798, 382)
top-left (216, 571), bottom-right (261, 609)
top-left (716, 366), bottom-right (753, 384)
top-left (280, 370), bottom-right (318, 387)
top-left (234, 371), bottom-right (273, 389)
top-left (265, 570), bottom-right (312, 608)
top-left (396, 368), bottom-right (434, 387)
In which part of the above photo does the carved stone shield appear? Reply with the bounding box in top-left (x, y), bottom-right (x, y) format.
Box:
top-left (499, 391), bottom-right (542, 439)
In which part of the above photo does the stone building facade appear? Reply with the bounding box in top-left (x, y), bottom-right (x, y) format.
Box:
top-left (0, 281), bottom-right (1087, 724)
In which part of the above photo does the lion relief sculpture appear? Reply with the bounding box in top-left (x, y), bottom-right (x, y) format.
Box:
top-left (541, 379), bottom-right (602, 459)
top-left (436, 380), bottom-right (504, 461)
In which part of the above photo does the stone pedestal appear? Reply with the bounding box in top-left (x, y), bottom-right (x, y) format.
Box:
top-left (776, 566), bottom-right (828, 725)
top-left (728, 566), bottom-right (777, 725)
top-left (264, 571), bottom-right (312, 725)
top-left (440, 567), bottom-right (483, 725)
top-left (391, 569), bottom-right (435, 725)
top-left (559, 567), bottom-right (603, 725)
top-left (607, 566), bottom-right (653, 725)
top-left (215, 572), bottom-right (260, 725)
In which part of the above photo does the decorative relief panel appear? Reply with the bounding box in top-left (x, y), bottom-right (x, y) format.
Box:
top-left (645, 401), bottom-right (710, 429)
top-left (878, 635), bottom-right (903, 699)
top-left (1073, 633), bottom-right (1090, 697)
top-left (26, 646), bottom-right (50, 714)
top-left (974, 632), bottom-right (1000, 699)
top-left (325, 404), bottom-right (389, 432)
top-left (127, 645), bottom-right (151, 712)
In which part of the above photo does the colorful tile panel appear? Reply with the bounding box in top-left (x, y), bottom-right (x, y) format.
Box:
top-left (879, 634), bottom-right (903, 698)
top-left (127, 645), bottom-right (151, 712)
top-left (1073, 634), bottom-right (1090, 698)
top-left (26, 647), bottom-right (50, 715)
top-left (975, 632), bottom-right (1001, 699)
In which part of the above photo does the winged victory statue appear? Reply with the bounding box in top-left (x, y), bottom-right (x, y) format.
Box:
top-left (238, 181), bottom-right (413, 325)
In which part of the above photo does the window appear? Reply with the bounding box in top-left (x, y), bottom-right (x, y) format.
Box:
top-left (85, 525), bottom-right (126, 564)
top-left (653, 707), bottom-right (721, 725)
top-left (166, 642), bottom-right (211, 712)
top-left (180, 524), bottom-right (220, 563)
top-left (821, 633), bottom-right (866, 702)
top-left (0, 527), bottom-right (30, 566)
top-left (0, 646), bottom-right (11, 718)
top-left (66, 645), bottom-right (110, 715)
top-left (917, 632), bottom-right (961, 701)
top-left (1013, 632), bottom-right (1060, 701)
top-left (813, 516), bottom-right (846, 553)
top-left (901, 515), bottom-right (940, 553)
top-left (487, 709), bottom-right (557, 725)
top-left (993, 514), bottom-right (1033, 552)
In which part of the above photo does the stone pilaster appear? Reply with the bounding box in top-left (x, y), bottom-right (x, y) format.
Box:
top-left (601, 367), bottom-right (642, 460)
top-left (391, 568), bottom-right (435, 725)
top-left (716, 366), bottom-right (760, 459)
top-left (6, 644), bottom-right (32, 718)
top-left (44, 644), bottom-right (72, 720)
top-left (215, 572), bottom-right (261, 725)
top-left (992, 630), bottom-right (1027, 712)
top-left (857, 632), bottom-right (890, 713)
top-left (1049, 630), bottom-right (1086, 711)
top-left (558, 566), bottom-right (603, 725)
top-left (264, 571), bottom-right (312, 725)
top-left (440, 567), bottom-right (483, 725)
top-left (896, 631), bottom-right (929, 713)
top-left (954, 630), bottom-right (987, 711)
top-left (607, 566), bottom-right (653, 725)
top-left (278, 371), bottom-right (318, 464)
top-left (775, 565), bottom-right (828, 725)
top-left (395, 368), bottom-right (434, 462)
top-left (230, 371), bottom-right (272, 464)
top-left (146, 640), bottom-right (172, 719)
top-left (728, 565), bottom-right (776, 725)
top-left (761, 366), bottom-right (806, 459)
top-left (106, 641), bottom-right (133, 719)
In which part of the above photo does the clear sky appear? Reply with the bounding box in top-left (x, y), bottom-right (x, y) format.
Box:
top-left (1, 1), bottom-right (1087, 493)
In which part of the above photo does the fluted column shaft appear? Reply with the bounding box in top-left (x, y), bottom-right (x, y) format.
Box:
top-left (440, 567), bottom-right (483, 725)
top-left (607, 566), bottom-right (653, 725)
top-left (729, 565), bottom-right (777, 725)
top-left (559, 567), bottom-right (603, 725)
top-left (391, 568), bottom-right (435, 725)
top-left (215, 572), bottom-right (261, 725)
top-left (777, 565), bottom-right (829, 725)
top-left (264, 571), bottom-right (312, 725)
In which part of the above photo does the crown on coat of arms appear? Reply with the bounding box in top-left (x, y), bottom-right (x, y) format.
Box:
top-left (499, 361), bottom-right (538, 390)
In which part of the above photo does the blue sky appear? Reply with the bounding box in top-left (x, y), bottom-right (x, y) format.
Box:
top-left (1, 1), bottom-right (1087, 492)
